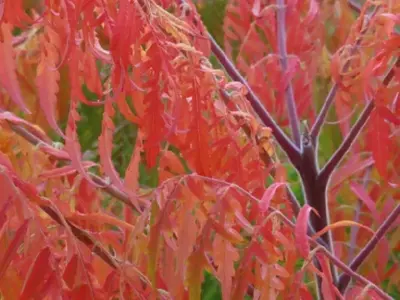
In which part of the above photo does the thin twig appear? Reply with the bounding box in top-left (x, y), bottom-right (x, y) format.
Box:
top-left (319, 100), bottom-right (374, 183)
top-left (209, 33), bottom-right (301, 163)
top-left (337, 204), bottom-right (400, 295)
top-left (276, 0), bottom-right (301, 146)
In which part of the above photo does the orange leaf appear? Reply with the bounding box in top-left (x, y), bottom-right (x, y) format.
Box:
top-left (312, 220), bottom-right (374, 240)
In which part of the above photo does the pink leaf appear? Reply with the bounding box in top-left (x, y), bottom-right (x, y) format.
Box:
top-left (350, 183), bottom-right (379, 221)
top-left (259, 182), bottom-right (286, 212)
top-left (295, 204), bottom-right (319, 258)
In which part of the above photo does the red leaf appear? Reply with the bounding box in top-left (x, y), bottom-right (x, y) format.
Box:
top-left (0, 0), bottom-right (4, 21)
top-left (295, 204), bottom-right (319, 258)
top-left (63, 255), bottom-right (79, 289)
top-left (98, 99), bottom-right (125, 190)
top-left (36, 31), bottom-right (64, 137)
top-left (259, 182), bottom-right (286, 212)
top-left (64, 98), bottom-right (104, 188)
top-left (69, 284), bottom-right (95, 300)
top-left (98, 99), bottom-right (141, 210)
top-left (20, 247), bottom-right (53, 300)
top-left (368, 110), bottom-right (390, 179)
top-left (0, 156), bottom-right (19, 203)
top-left (0, 220), bottom-right (30, 281)
top-left (350, 183), bottom-right (379, 220)
top-left (0, 201), bottom-right (10, 230)
top-left (375, 105), bottom-right (400, 125)
top-left (0, 23), bottom-right (30, 113)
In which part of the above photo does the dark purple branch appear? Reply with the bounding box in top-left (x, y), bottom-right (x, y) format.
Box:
top-left (276, 0), bottom-right (301, 147)
top-left (318, 100), bottom-right (374, 183)
top-left (338, 204), bottom-right (400, 294)
top-left (208, 33), bottom-right (301, 163)
top-left (319, 57), bottom-right (400, 183)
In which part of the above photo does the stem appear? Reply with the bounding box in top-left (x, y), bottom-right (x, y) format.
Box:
top-left (338, 204), bottom-right (400, 294)
top-left (299, 133), bottom-right (338, 297)
top-left (209, 33), bottom-right (301, 163)
top-left (319, 56), bottom-right (400, 182)
top-left (40, 204), bottom-right (118, 269)
top-left (276, 0), bottom-right (301, 147)
top-left (319, 100), bottom-right (374, 183)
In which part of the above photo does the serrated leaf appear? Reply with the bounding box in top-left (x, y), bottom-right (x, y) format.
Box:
top-left (36, 30), bottom-right (64, 137)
